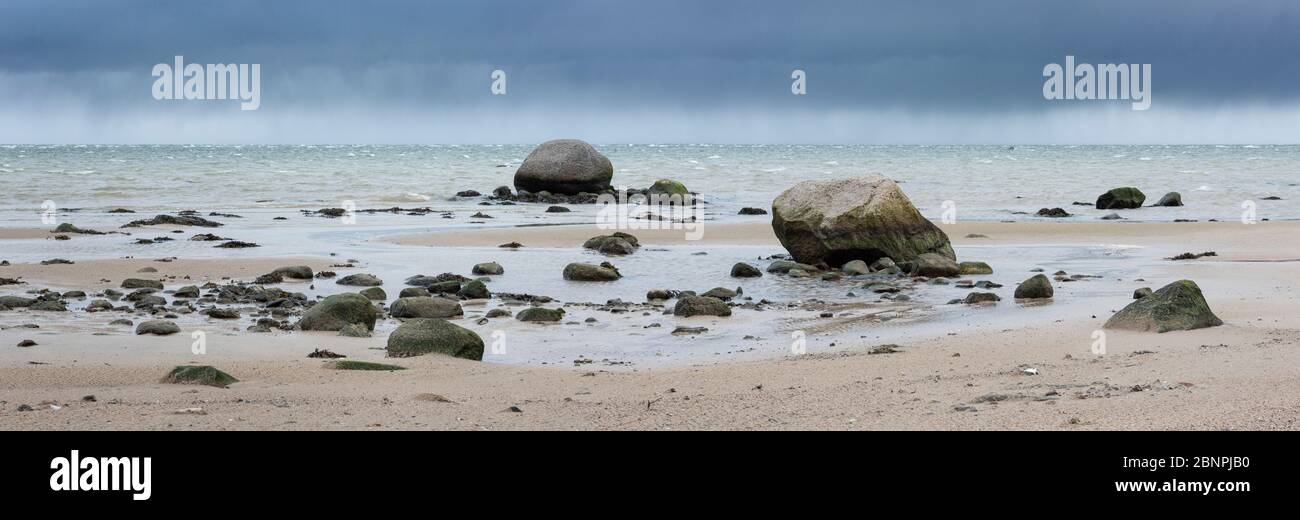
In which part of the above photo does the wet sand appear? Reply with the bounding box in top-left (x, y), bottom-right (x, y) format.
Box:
top-left (3, 220), bottom-right (1300, 430)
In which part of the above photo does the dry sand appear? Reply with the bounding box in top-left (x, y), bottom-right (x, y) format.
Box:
top-left (3, 220), bottom-right (1300, 430)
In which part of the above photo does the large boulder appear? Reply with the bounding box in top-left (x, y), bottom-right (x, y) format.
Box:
top-left (771, 175), bottom-right (954, 266)
top-left (513, 139), bottom-right (613, 195)
top-left (298, 293), bottom-right (379, 331)
top-left (1104, 280), bottom-right (1223, 333)
top-left (389, 296), bottom-right (464, 319)
top-left (1096, 187), bottom-right (1146, 210)
top-left (386, 318), bottom-right (484, 360)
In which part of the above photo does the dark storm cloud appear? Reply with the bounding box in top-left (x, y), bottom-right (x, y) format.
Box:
top-left (2, 0), bottom-right (1299, 142)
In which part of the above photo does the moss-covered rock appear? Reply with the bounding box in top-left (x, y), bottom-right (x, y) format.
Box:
top-left (767, 260), bottom-right (819, 274)
top-left (359, 287), bottom-right (387, 301)
top-left (399, 287), bottom-right (431, 298)
top-left (958, 261), bottom-right (993, 275)
top-left (386, 318), bottom-right (484, 360)
top-left (336, 273), bottom-right (383, 286)
top-left (563, 262), bottom-right (621, 281)
top-left (516, 307), bottom-right (565, 322)
top-left (1014, 274), bottom-right (1054, 299)
top-left (647, 178), bottom-right (689, 196)
top-left (910, 253), bottom-right (960, 277)
top-left (673, 295), bottom-right (731, 317)
top-left (1096, 187), bottom-right (1147, 210)
top-left (389, 296), bottom-right (463, 319)
top-left (730, 262), bottom-right (763, 278)
top-left (1104, 280), bottom-right (1222, 333)
top-left (161, 365), bottom-right (238, 387)
top-left (328, 360), bottom-right (406, 371)
top-left (298, 293), bottom-right (379, 331)
top-left (0, 295), bottom-right (35, 308)
top-left (121, 278), bottom-right (163, 290)
top-left (136, 319), bottom-right (181, 335)
top-left (458, 280), bottom-right (491, 299)
top-left (471, 262), bottom-right (504, 275)
top-left (272, 265), bottom-right (314, 280)
top-left (1133, 287), bottom-right (1153, 299)
top-left (772, 175), bottom-right (954, 266)
top-left (962, 292), bottom-right (1001, 304)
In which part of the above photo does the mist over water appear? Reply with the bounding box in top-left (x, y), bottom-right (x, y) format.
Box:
top-left (2, 144), bottom-right (1297, 227)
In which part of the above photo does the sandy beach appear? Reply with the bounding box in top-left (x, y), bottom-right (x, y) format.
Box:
top-left (5, 217), bottom-right (1299, 430)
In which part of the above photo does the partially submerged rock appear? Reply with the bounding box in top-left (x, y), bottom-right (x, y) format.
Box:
top-left (563, 262), bottom-right (621, 281)
top-left (386, 318), bottom-right (485, 360)
top-left (359, 287), bottom-right (387, 301)
top-left (390, 296), bottom-right (464, 319)
top-left (647, 178), bottom-right (689, 196)
top-left (1014, 274), bottom-right (1054, 299)
top-left (471, 262), bottom-right (504, 275)
top-left (122, 214), bottom-right (223, 228)
top-left (730, 262), bottom-right (762, 278)
top-left (1153, 192), bottom-right (1183, 207)
top-left (513, 139), bottom-right (614, 195)
top-left (161, 365), bottom-right (238, 387)
top-left (962, 292), bottom-right (1001, 305)
top-left (673, 295), bottom-right (731, 317)
top-left (458, 280), bottom-right (491, 299)
top-left (910, 253), bottom-right (960, 277)
top-left (516, 307), bottom-right (565, 322)
top-left (1104, 280), bottom-right (1222, 333)
top-left (1096, 187), bottom-right (1146, 210)
top-left (771, 175), bottom-right (954, 266)
top-left (958, 261), bottom-right (993, 275)
top-left (336, 273), bottom-right (383, 287)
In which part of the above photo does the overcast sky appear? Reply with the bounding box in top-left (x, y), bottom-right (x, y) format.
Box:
top-left (2, 0), bottom-right (1299, 144)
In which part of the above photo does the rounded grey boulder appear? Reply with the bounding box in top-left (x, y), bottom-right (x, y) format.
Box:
top-left (673, 295), bottom-right (731, 317)
top-left (563, 262), bottom-right (621, 281)
top-left (1014, 274), bottom-right (1054, 299)
top-left (136, 320), bottom-right (181, 336)
top-left (390, 296), bottom-right (464, 319)
top-left (516, 307), bottom-right (565, 322)
top-left (471, 262), bottom-right (504, 275)
top-left (730, 262), bottom-right (762, 278)
top-left (336, 273), bottom-right (383, 287)
top-left (298, 293), bottom-right (380, 331)
top-left (386, 318), bottom-right (484, 360)
top-left (513, 139), bottom-right (614, 195)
